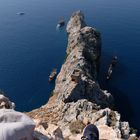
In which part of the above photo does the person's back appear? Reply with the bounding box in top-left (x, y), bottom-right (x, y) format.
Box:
top-left (0, 109), bottom-right (35, 140)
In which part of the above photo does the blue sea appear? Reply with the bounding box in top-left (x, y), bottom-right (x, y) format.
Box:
top-left (0, 0), bottom-right (140, 133)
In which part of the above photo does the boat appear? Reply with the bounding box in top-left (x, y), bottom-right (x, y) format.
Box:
top-left (111, 56), bottom-right (117, 66)
top-left (49, 68), bottom-right (57, 82)
top-left (106, 56), bottom-right (118, 80)
top-left (106, 64), bottom-right (113, 80)
top-left (57, 18), bottom-right (65, 28)
top-left (17, 12), bottom-right (25, 16)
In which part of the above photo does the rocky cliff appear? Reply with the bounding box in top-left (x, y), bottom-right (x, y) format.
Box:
top-left (54, 11), bottom-right (113, 107)
top-left (26, 11), bottom-right (138, 140)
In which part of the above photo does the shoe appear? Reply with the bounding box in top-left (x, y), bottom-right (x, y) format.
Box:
top-left (81, 124), bottom-right (99, 140)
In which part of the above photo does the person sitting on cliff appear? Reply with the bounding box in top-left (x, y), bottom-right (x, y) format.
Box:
top-left (81, 124), bottom-right (99, 140)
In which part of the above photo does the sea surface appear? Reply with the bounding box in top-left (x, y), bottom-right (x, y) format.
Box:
top-left (0, 0), bottom-right (140, 133)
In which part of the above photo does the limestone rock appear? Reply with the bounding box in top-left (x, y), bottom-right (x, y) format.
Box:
top-left (0, 94), bottom-right (15, 109)
top-left (27, 11), bottom-right (136, 140)
top-left (120, 122), bottom-right (130, 139)
top-left (34, 119), bottom-right (64, 140)
top-left (54, 10), bottom-right (113, 108)
top-left (98, 125), bottom-right (121, 140)
top-left (67, 10), bottom-right (86, 35)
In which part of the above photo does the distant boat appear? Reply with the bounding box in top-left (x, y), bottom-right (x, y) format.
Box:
top-left (49, 68), bottom-right (57, 82)
top-left (57, 18), bottom-right (65, 28)
top-left (106, 56), bottom-right (118, 80)
top-left (111, 56), bottom-right (117, 66)
top-left (16, 12), bottom-right (25, 16)
top-left (106, 64), bottom-right (113, 80)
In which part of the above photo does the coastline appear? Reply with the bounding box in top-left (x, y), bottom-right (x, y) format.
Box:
top-left (27, 11), bottom-right (137, 139)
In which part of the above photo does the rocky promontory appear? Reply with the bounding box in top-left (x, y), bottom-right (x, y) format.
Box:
top-left (27, 11), bottom-right (136, 140)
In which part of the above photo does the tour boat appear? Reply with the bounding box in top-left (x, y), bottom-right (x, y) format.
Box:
top-left (106, 56), bottom-right (118, 80)
top-left (49, 68), bottom-right (57, 82)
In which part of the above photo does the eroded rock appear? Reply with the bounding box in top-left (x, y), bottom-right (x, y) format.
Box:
top-left (54, 10), bottom-right (113, 108)
top-left (0, 94), bottom-right (15, 109)
top-left (27, 11), bottom-right (137, 140)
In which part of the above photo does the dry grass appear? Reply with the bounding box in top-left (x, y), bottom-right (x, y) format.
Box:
top-left (69, 120), bottom-right (85, 134)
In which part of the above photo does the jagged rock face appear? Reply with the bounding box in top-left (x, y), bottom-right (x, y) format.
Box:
top-left (55, 100), bottom-right (130, 139)
top-left (27, 11), bottom-right (135, 140)
top-left (34, 120), bottom-right (64, 140)
top-left (67, 11), bottom-right (86, 35)
top-left (27, 99), bottom-right (130, 140)
top-left (54, 11), bottom-right (113, 108)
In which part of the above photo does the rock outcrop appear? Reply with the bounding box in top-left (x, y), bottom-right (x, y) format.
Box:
top-left (0, 94), bottom-right (15, 109)
top-left (54, 11), bottom-right (113, 108)
top-left (27, 11), bottom-right (136, 140)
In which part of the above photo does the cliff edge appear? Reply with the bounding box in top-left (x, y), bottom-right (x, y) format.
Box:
top-left (27, 11), bottom-right (136, 140)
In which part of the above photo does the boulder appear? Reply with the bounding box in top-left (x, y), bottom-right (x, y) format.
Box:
top-left (0, 94), bottom-right (15, 109)
top-left (54, 11), bottom-right (113, 108)
top-left (98, 125), bottom-right (121, 140)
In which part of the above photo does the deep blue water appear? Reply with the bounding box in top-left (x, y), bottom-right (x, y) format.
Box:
top-left (0, 0), bottom-right (140, 133)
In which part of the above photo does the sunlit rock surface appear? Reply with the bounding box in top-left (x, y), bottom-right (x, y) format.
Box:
top-left (26, 11), bottom-right (135, 140)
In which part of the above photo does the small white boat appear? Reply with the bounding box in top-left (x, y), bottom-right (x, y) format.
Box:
top-left (57, 18), bottom-right (65, 28)
top-left (17, 12), bottom-right (25, 16)
top-left (106, 65), bottom-right (113, 80)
